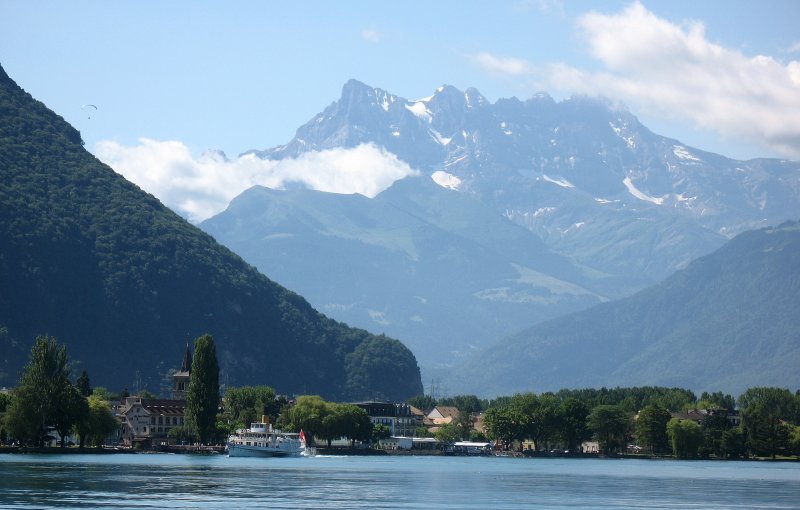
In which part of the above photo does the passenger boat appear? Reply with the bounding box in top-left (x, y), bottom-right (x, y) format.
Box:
top-left (226, 416), bottom-right (308, 457)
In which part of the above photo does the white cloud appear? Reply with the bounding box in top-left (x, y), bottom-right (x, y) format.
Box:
top-left (361, 28), bottom-right (380, 43)
top-left (471, 52), bottom-right (536, 76)
top-left (788, 41), bottom-right (800, 54)
top-left (475, 2), bottom-right (800, 159)
top-left (94, 140), bottom-right (418, 222)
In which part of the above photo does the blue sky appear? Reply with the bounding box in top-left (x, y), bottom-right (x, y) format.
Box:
top-left (2, 1), bottom-right (799, 220)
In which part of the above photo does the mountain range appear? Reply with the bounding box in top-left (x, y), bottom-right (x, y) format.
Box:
top-left (203, 80), bottom-right (800, 392)
top-left (448, 220), bottom-right (800, 397)
top-left (0, 65), bottom-right (422, 401)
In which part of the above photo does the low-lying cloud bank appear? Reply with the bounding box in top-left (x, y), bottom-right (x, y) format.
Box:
top-left (95, 140), bottom-right (418, 222)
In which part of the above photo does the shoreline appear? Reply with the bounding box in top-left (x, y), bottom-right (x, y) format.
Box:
top-left (3, 446), bottom-right (796, 462)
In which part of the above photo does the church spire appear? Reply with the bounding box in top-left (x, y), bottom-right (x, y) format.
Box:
top-left (172, 340), bottom-right (193, 400)
top-left (180, 340), bottom-right (192, 373)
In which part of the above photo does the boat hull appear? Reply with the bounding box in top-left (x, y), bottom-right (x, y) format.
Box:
top-left (226, 442), bottom-right (302, 458)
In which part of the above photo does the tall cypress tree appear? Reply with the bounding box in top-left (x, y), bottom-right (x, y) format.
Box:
top-left (185, 334), bottom-right (220, 444)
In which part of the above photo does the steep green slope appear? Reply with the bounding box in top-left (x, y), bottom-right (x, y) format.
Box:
top-left (0, 64), bottom-right (422, 400)
top-left (201, 177), bottom-right (609, 371)
top-left (450, 221), bottom-right (800, 397)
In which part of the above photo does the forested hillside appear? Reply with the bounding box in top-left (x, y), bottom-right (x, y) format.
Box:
top-left (449, 220), bottom-right (800, 396)
top-left (0, 64), bottom-right (422, 401)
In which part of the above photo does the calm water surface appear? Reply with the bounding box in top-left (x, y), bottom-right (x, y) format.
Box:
top-left (1, 453), bottom-right (798, 509)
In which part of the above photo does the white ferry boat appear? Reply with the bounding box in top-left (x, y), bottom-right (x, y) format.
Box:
top-left (226, 417), bottom-right (308, 457)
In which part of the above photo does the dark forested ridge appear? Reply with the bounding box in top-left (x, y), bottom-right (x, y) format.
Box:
top-left (0, 64), bottom-right (422, 401)
top-left (450, 220), bottom-right (800, 397)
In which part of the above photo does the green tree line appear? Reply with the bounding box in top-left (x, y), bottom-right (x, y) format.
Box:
top-left (4, 334), bottom-right (799, 459)
top-left (408, 386), bottom-right (800, 459)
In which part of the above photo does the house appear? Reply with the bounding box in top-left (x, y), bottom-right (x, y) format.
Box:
top-left (353, 401), bottom-right (422, 437)
top-left (118, 343), bottom-right (192, 448)
top-left (670, 408), bottom-right (741, 427)
top-left (426, 406), bottom-right (460, 432)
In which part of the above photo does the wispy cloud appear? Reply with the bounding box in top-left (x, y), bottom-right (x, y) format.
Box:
top-left (473, 1), bottom-right (800, 159)
top-left (471, 52), bottom-right (536, 76)
top-left (360, 27), bottom-right (380, 43)
top-left (94, 140), bottom-right (418, 222)
top-left (789, 41), bottom-right (800, 54)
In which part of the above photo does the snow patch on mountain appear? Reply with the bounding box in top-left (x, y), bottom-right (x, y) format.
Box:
top-left (405, 101), bottom-right (432, 122)
top-left (673, 145), bottom-right (701, 162)
top-left (429, 128), bottom-right (452, 146)
top-left (432, 170), bottom-right (462, 190)
top-left (623, 176), bottom-right (665, 205)
top-left (542, 174), bottom-right (575, 188)
top-left (445, 154), bottom-right (468, 167)
top-left (609, 121), bottom-right (636, 150)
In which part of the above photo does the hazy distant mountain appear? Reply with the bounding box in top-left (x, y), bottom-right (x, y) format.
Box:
top-left (448, 220), bottom-right (800, 397)
top-left (201, 176), bottom-right (615, 368)
top-left (0, 65), bottom-right (422, 401)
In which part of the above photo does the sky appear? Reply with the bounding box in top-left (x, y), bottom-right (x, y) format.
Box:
top-left (2, 1), bottom-right (799, 221)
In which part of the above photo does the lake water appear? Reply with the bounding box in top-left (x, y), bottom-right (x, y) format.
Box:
top-left (1, 453), bottom-right (798, 509)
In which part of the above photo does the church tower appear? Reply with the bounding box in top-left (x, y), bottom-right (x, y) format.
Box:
top-left (171, 341), bottom-right (192, 400)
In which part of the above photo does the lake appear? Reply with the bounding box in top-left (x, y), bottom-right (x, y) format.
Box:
top-left (1, 453), bottom-right (798, 509)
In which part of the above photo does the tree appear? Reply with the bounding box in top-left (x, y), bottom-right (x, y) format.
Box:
top-left (666, 418), bottom-right (703, 458)
top-left (635, 404), bottom-right (671, 455)
top-left (556, 398), bottom-right (590, 452)
top-left (720, 427), bottom-right (747, 459)
top-left (75, 369), bottom-right (92, 397)
top-left (74, 396), bottom-right (119, 447)
top-left (7, 335), bottom-right (72, 446)
top-left (483, 406), bottom-right (524, 450)
top-left (525, 393), bottom-right (559, 451)
top-left (282, 395), bottom-right (328, 440)
top-left (790, 425), bottom-right (800, 457)
top-left (316, 403), bottom-right (372, 447)
top-left (698, 391), bottom-right (735, 411)
top-left (434, 423), bottom-right (460, 443)
top-left (91, 387), bottom-right (117, 402)
top-left (739, 387), bottom-right (796, 459)
top-left (373, 424), bottom-right (391, 443)
top-left (452, 409), bottom-right (475, 441)
top-left (223, 385), bottom-right (280, 431)
top-left (587, 404), bottom-right (631, 455)
top-left (414, 425), bottom-right (433, 438)
top-left (344, 405), bottom-right (373, 447)
top-left (439, 395), bottom-right (484, 414)
top-left (0, 392), bottom-right (9, 444)
top-left (185, 334), bottom-right (220, 444)
top-left (700, 411), bottom-right (732, 458)
top-left (52, 383), bottom-right (88, 447)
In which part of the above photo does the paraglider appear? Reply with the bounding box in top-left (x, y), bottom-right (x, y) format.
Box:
top-left (81, 104), bottom-right (97, 119)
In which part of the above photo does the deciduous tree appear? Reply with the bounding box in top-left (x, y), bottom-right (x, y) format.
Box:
top-left (7, 336), bottom-right (73, 446)
top-left (635, 404), bottom-right (671, 455)
top-left (556, 398), bottom-right (590, 452)
top-left (666, 418), bottom-right (703, 458)
top-left (739, 387), bottom-right (795, 459)
top-left (587, 404), bottom-right (631, 454)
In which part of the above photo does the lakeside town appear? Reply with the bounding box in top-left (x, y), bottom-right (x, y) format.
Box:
top-left (2, 335), bottom-right (799, 461)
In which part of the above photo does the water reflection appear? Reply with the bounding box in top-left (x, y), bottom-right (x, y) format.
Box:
top-left (0, 455), bottom-right (798, 510)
